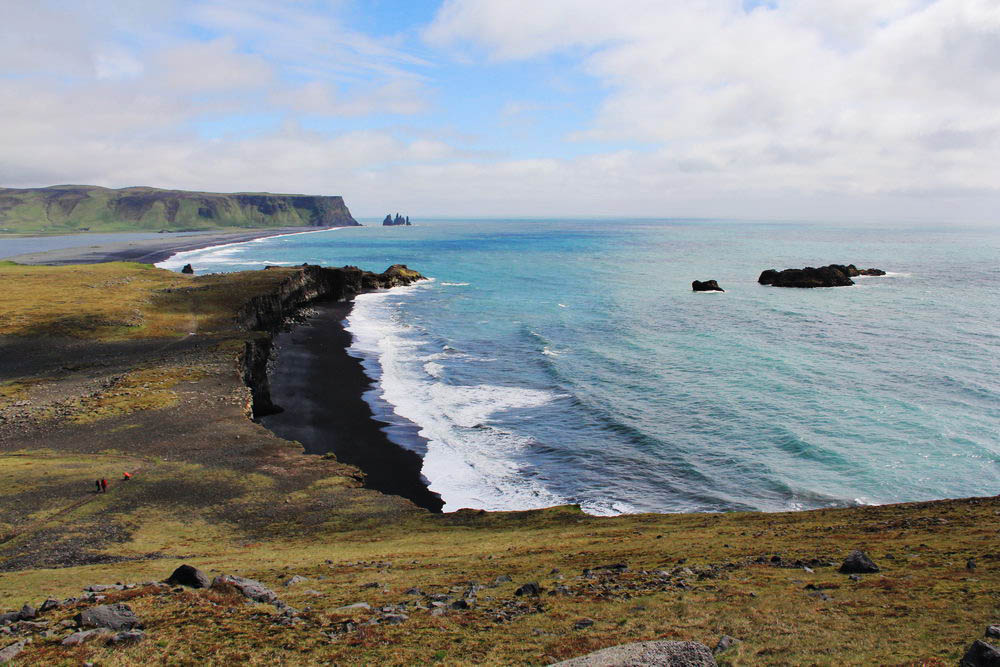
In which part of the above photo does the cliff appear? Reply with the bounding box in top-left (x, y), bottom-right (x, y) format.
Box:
top-left (0, 185), bottom-right (359, 233)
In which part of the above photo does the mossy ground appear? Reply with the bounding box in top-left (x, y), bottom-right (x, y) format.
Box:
top-left (1, 263), bottom-right (997, 665)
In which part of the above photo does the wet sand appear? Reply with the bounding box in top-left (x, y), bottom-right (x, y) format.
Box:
top-left (260, 300), bottom-right (444, 512)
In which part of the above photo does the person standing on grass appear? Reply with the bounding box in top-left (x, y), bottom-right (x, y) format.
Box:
top-left (95, 479), bottom-right (101, 493)
top-left (100, 478), bottom-right (108, 493)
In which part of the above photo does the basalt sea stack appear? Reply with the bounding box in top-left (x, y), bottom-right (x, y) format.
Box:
top-left (692, 280), bottom-right (724, 292)
top-left (758, 264), bottom-right (886, 288)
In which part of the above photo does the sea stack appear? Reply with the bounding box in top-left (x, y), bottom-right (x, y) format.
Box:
top-left (758, 264), bottom-right (886, 288)
top-left (692, 280), bottom-right (724, 292)
top-left (383, 213), bottom-right (411, 226)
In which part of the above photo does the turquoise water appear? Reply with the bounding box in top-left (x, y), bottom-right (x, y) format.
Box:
top-left (159, 220), bottom-right (1000, 514)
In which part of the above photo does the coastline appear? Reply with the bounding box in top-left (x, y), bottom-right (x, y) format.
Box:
top-left (260, 299), bottom-right (444, 512)
top-left (2, 226), bottom-right (334, 266)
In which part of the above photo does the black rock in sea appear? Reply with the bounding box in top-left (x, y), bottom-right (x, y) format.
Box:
top-left (181, 264), bottom-right (194, 274)
top-left (758, 264), bottom-right (885, 288)
top-left (383, 212), bottom-right (411, 226)
top-left (692, 279), bottom-right (724, 292)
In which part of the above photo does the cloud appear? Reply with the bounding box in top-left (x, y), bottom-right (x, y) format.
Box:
top-left (425, 0), bottom-right (1000, 216)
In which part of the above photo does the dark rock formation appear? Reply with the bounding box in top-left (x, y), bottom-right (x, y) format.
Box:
top-left (988, 626), bottom-right (1000, 639)
top-left (839, 550), bottom-right (880, 574)
top-left (383, 212), bottom-right (411, 226)
top-left (692, 280), bottom-right (724, 292)
top-left (514, 582), bottom-right (541, 597)
top-left (181, 264), bottom-right (194, 274)
top-left (235, 263), bottom-right (424, 419)
top-left (961, 640), bottom-right (1000, 666)
top-left (758, 264), bottom-right (886, 288)
top-left (166, 564), bottom-right (210, 589)
top-left (74, 603), bottom-right (143, 630)
top-left (551, 640), bottom-right (717, 666)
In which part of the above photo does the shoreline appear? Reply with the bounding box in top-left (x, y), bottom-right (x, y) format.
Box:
top-left (2, 226), bottom-right (338, 266)
top-left (260, 298), bottom-right (444, 512)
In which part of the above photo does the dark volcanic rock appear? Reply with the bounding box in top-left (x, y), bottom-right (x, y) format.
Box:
top-left (839, 550), bottom-right (880, 574)
top-left (382, 212), bottom-right (411, 226)
top-left (692, 280), bottom-right (724, 292)
top-left (758, 263), bottom-right (885, 288)
top-left (515, 582), bottom-right (541, 597)
top-left (181, 264), bottom-right (194, 274)
top-left (961, 640), bottom-right (1000, 666)
top-left (74, 603), bottom-right (143, 630)
top-left (166, 564), bottom-right (210, 589)
top-left (988, 626), bottom-right (1000, 639)
top-left (551, 640), bottom-right (717, 666)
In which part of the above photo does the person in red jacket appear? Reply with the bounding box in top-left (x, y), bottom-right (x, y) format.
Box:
top-left (100, 478), bottom-right (108, 492)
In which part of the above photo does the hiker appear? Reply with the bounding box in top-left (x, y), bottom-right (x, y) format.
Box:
top-left (95, 479), bottom-right (101, 493)
top-left (100, 478), bottom-right (108, 492)
top-left (122, 472), bottom-right (131, 481)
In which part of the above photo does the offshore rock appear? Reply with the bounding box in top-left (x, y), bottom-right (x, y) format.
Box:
top-left (383, 212), bottom-right (411, 226)
top-left (551, 640), bottom-right (717, 666)
top-left (758, 264), bottom-right (885, 288)
top-left (181, 264), bottom-right (194, 274)
top-left (692, 280), bottom-right (724, 292)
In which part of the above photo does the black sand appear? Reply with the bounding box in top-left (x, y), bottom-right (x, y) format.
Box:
top-left (261, 301), bottom-right (444, 512)
top-left (3, 227), bottom-right (324, 265)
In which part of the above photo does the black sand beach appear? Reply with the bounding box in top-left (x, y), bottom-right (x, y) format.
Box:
top-left (3, 226), bottom-right (324, 265)
top-left (261, 301), bottom-right (444, 512)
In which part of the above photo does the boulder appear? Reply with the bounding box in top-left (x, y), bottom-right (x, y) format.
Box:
top-left (181, 264), bottom-right (194, 274)
top-left (988, 626), bottom-right (1000, 639)
top-left (106, 630), bottom-right (144, 645)
top-left (62, 629), bottom-right (108, 646)
top-left (17, 605), bottom-right (35, 621)
top-left (714, 635), bottom-right (741, 654)
top-left (211, 575), bottom-right (280, 605)
top-left (692, 280), bottom-right (724, 292)
top-left (166, 564), bottom-right (210, 589)
top-left (0, 640), bottom-right (26, 663)
top-left (515, 582), bottom-right (541, 597)
top-left (961, 640), bottom-right (1000, 666)
top-left (284, 575), bottom-right (308, 587)
top-left (550, 640), bottom-right (717, 666)
top-left (39, 599), bottom-right (60, 613)
top-left (74, 603), bottom-right (143, 631)
top-left (839, 550), bottom-right (880, 574)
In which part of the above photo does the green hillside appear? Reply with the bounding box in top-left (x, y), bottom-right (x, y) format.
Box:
top-left (0, 185), bottom-right (358, 233)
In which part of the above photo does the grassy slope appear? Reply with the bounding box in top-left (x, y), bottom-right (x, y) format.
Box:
top-left (0, 185), bottom-right (353, 233)
top-left (0, 263), bottom-right (997, 665)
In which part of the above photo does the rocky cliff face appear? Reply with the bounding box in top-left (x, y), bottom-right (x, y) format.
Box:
top-left (236, 264), bottom-right (423, 418)
top-left (0, 185), bottom-right (359, 233)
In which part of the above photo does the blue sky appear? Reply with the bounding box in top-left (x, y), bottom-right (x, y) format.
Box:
top-left (1, 0), bottom-right (998, 222)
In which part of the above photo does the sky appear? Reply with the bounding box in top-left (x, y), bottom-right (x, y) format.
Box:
top-left (1, 0), bottom-right (998, 222)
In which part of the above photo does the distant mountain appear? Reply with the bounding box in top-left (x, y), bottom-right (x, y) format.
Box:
top-left (0, 185), bottom-right (359, 233)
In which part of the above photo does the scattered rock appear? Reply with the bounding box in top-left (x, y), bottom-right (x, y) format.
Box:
top-left (967, 559), bottom-right (977, 570)
top-left (404, 587), bottom-right (423, 595)
top-left (714, 635), bottom-right (741, 654)
top-left (961, 640), bottom-right (1000, 666)
top-left (574, 618), bottom-right (595, 630)
top-left (380, 613), bottom-right (408, 625)
top-left (62, 629), bottom-right (108, 646)
top-left (284, 575), bottom-right (308, 587)
top-left (839, 550), bottom-right (880, 574)
top-left (550, 640), bottom-right (717, 666)
top-left (0, 640), bottom-right (26, 662)
top-left (166, 564), bottom-right (210, 589)
top-left (515, 583), bottom-right (541, 597)
top-left (106, 630), bottom-right (144, 645)
top-left (333, 602), bottom-right (370, 613)
top-left (987, 626), bottom-right (1000, 639)
top-left (212, 575), bottom-right (280, 605)
top-left (451, 599), bottom-right (471, 610)
top-left (692, 280), bottom-right (724, 292)
top-left (494, 575), bottom-right (512, 584)
top-left (74, 603), bottom-right (143, 631)
top-left (0, 613), bottom-right (19, 626)
top-left (17, 605), bottom-right (35, 621)
top-left (39, 599), bottom-right (60, 613)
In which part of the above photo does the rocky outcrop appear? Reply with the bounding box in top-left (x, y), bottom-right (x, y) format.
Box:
top-left (236, 264), bottom-right (425, 418)
top-left (181, 264), bottom-right (194, 274)
top-left (692, 280), bottom-right (724, 292)
top-left (74, 603), bottom-right (143, 630)
top-left (758, 264), bottom-right (885, 288)
top-left (551, 640), bottom-right (717, 666)
top-left (0, 185), bottom-right (359, 232)
top-left (839, 550), bottom-right (880, 574)
top-left (383, 213), bottom-right (411, 226)
top-left (961, 640), bottom-right (1000, 666)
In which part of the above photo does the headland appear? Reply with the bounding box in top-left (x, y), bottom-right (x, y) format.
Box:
top-left (0, 258), bottom-right (997, 664)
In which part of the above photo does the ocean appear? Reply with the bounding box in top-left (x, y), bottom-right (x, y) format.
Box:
top-left (157, 219), bottom-right (1000, 514)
